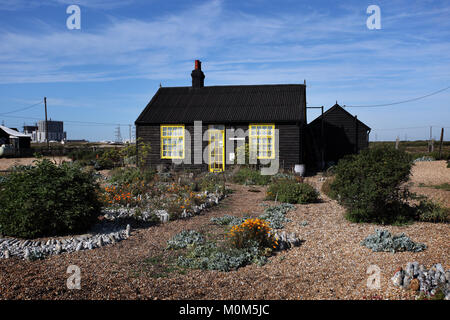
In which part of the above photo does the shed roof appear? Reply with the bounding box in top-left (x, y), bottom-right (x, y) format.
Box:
top-left (308, 104), bottom-right (371, 130)
top-left (0, 125), bottom-right (31, 138)
top-left (135, 84), bottom-right (306, 124)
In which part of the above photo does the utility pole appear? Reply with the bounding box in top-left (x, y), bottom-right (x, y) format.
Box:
top-left (428, 126), bottom-right (434, 152)
top-left (44, 97), bottom-right (49, 151)
top-left (439, 128), bottom-right (444, 159)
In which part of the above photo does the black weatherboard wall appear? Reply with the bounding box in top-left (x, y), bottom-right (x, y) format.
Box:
top-left (307, 103), bottom-right (371, 167)
top-left (135, 60), bottom-right (307, 171)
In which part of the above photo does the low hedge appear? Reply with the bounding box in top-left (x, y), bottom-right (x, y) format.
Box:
top-left (232, 167), bottom-right (271, 186)
top-left (266, 179), bottom-right (319, 204)
top-left (329, 146), bottom-right (413, 224)
top-left (0, 159), bottom-right (102, 238)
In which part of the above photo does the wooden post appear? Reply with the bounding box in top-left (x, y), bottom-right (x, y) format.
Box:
top-left (395, 136), bottom-right (399, 150)
top-left (44, 97), bottom-right (49, 151)
top-left (428, 126), bottom-right (432, 153)
top-left (354, 115), bottom-right (359, 153)
top-left (439, 128), bottom-right (444, 159)
top-left (320, 106), bottom-right (324, 170)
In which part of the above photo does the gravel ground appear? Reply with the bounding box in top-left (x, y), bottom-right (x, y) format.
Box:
top-left (0, 162), bottom-right (448, 300)
top-left (409, 160), bottom-right (450, 207)
top-left (410, 160), bottom-right (449, 185)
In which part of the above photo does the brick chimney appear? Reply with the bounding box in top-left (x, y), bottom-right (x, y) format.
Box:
top-left (191, 60), bottom-right (205, 88)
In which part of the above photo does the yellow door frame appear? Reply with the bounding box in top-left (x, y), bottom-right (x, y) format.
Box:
top-left (208, 126), bottom-right (225, 173)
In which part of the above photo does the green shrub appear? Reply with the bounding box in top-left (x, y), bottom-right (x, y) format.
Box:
top-left (67, 148), bottom-right (104, 163)
top-left (415, 199), bottom-right (449, 223)
top-left (197, 173), bottom-right (227, 193)
top-left (330, 146), bottom-right (413, 224)
top-left (266, 179), bottom-right (319, 204)
top-left (232, 167), bottom-right (271, 186)
top-left (0, 159), bottom-right (102, 238)
top-left (110, 167), bottom-right (155, 185)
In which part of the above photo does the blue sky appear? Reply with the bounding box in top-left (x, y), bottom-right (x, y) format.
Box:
top-left (0, 0), bottom-right (449, 141)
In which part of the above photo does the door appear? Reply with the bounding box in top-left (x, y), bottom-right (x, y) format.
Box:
top-left (208, 125), bottom-right (225, 173)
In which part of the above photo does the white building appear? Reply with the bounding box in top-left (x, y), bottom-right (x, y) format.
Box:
top-left (23, 120), bottom-right (66, 143)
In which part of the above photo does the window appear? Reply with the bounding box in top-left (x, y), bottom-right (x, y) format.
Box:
top-left (249, 124), bottom-right (275, 159)
top-left (161, 125), bottom-right (185, 159)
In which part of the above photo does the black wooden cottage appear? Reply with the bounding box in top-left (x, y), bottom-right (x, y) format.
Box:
top-left (307, 103), bottom-right (371, 167)
top-left (135, 60), bottom-right (307, 172)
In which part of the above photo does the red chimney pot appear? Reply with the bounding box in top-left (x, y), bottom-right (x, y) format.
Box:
top-left (195, 60), bottom-right (201, 70)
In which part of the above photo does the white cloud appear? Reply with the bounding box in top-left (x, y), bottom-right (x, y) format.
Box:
top-left (0, 0), bottom-right (448, 93)
top-left (0, 0), bottom-right (136, 11)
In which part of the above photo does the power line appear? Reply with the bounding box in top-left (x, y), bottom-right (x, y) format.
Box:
top-left (343, 85), bottom-right (450, 108)
top-left (372, 125), bottom-right (450, 131)
top-left (0, 100), bottom-right (43, 115)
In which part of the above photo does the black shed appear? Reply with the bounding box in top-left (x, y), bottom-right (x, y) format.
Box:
top-left (307, 103), bottom-right (371, 167)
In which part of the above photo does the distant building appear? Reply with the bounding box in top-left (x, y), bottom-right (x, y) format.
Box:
top-left (23, 121), bottom-right (67, 143)
top-left (23, 125), bottom-right (38, 142)
top-left (0, 125), bottom-right (32, 156)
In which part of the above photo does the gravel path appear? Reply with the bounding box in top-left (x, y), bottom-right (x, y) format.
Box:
top-left (0, 163), bottom-right (448, 300)
top-left (410, 160), bottom-right (449, 185)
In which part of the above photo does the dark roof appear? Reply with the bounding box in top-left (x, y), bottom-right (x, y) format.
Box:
top-left (309, 104), bottom-right (371, 130)
top-left (135, 84), bottom-right (306, 124)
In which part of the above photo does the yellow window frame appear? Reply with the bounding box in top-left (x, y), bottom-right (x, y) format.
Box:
top-left (249, 123), bottom-right (275, 159)
top-left (160, 125), bottom-right (185, 159)
top-left (208, 126), bottom-right (225, 173)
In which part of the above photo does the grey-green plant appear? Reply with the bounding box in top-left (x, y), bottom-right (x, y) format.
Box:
top-left (167, 230), bottom-right (205, 249)
top-left (210, 215), bottom-right (249, 226)
top-left (176, 240), bottom-right (267, 272)
top-left (361, 229), bottom-right (427, 253)
top-left (259, 203), bottom-right (295, 229)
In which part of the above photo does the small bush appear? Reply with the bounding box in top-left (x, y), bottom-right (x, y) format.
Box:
top-left (229, 218), bottom-right (277, 249)
top-left (415, 199), bottom-right (449, 223)
top-left (67, 148), bottom-right (104, 164)
top-left (110, 167), bottom-right (155, 185)
top-left (197, 173), bottom-right (227, 193)
top-left (330, 146), bottom-right (413, 224)
top-left (0, 159), bottom-right (102, 238)
top-left (266, 179), bottom-right (319, 204)
top-left (167, 230), bottom-right (205, 249)
top-left (232, 167), bottom-right (271, 186)
top-left (361, 229), bottom-right (426, 253)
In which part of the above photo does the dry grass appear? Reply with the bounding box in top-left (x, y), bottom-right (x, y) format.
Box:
top-left (0, 162), bottom-right (448, 300)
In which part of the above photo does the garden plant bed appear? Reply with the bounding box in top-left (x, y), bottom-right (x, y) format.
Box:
top-left (0, 162), bottom-right (448, 300)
